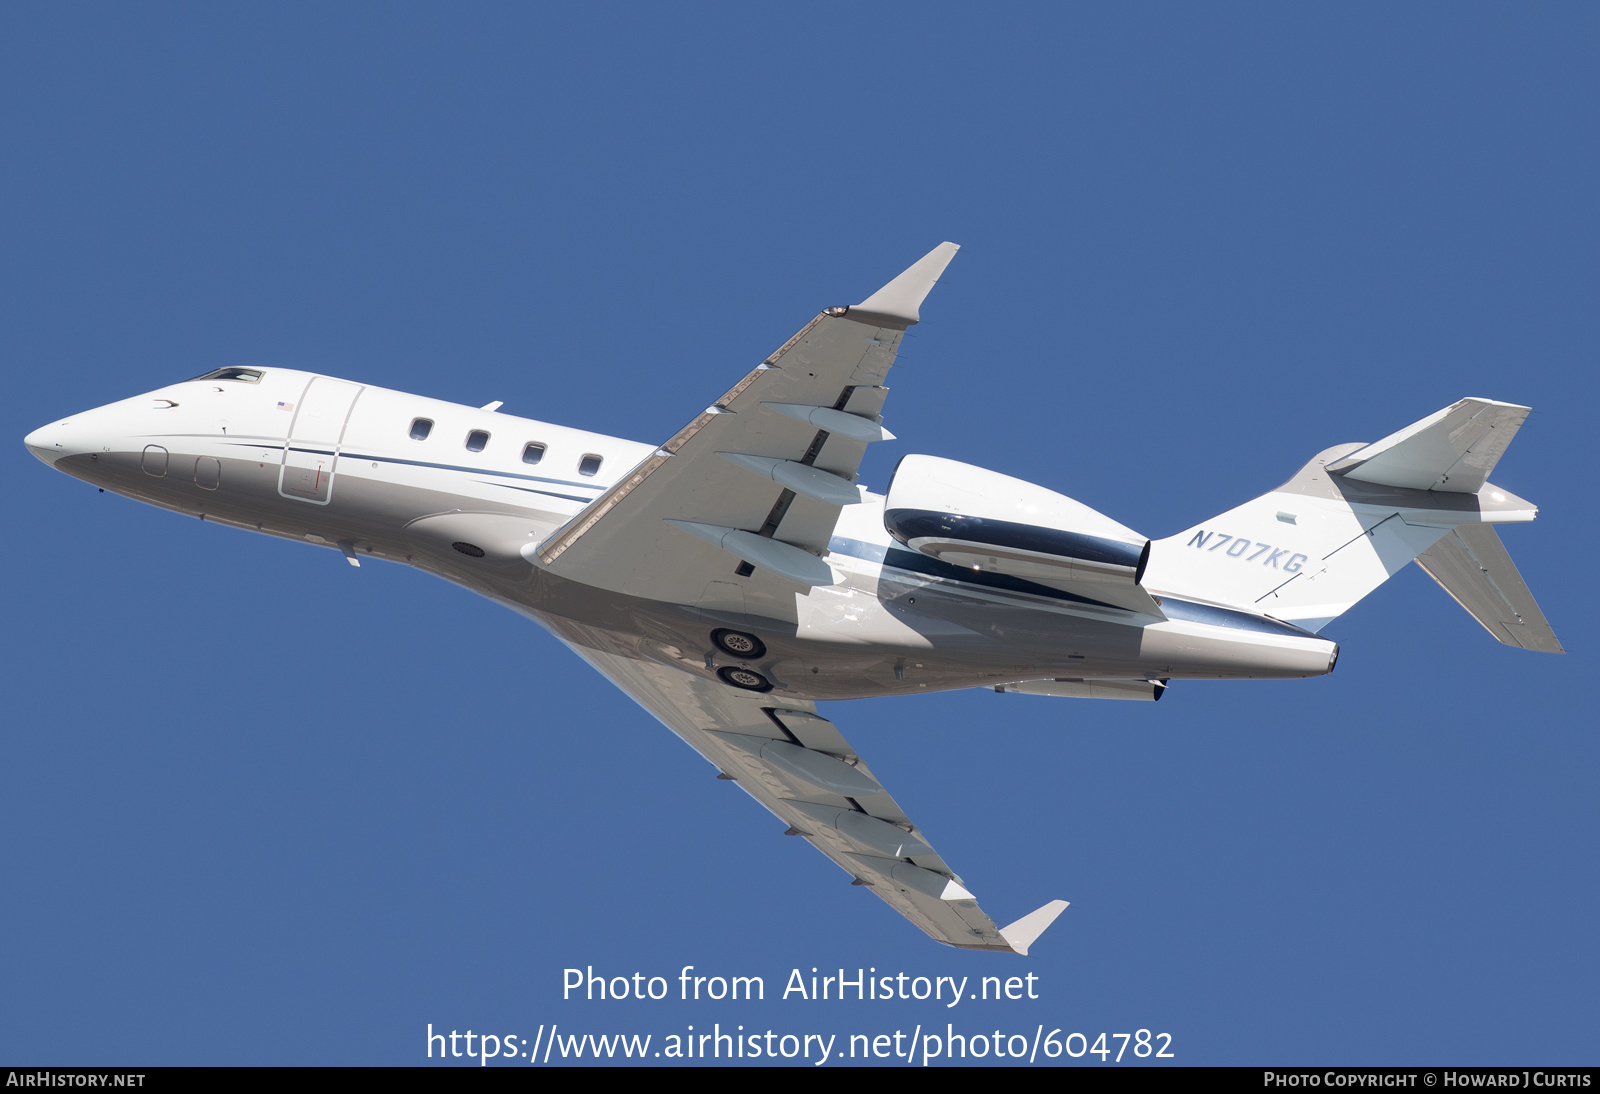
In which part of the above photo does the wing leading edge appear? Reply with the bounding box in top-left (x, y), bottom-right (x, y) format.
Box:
top-left (565, 640), bottom-right (1068, 953)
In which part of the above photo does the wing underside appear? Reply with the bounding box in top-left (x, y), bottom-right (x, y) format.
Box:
top-left (565, 641), bottom-right (1066, 952)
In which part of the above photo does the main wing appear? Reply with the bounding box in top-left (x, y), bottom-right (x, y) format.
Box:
top-left (539, 245), bottom-right (1067, 951)
top-left (566, 640), bottom-right (1067, 953)
top-left (532, 243), bottom-right (960, 622)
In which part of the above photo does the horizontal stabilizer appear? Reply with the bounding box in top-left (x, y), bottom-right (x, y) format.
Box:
top-left (999, 900), bottom-right (1070, 956)
top-left (1328, 398), bottom-right (1529, 493)
top-left (1416, 524), bottom-right (1563, 653)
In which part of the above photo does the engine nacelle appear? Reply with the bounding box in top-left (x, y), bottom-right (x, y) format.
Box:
top-left (884, 455), bottom-right (1156, 610)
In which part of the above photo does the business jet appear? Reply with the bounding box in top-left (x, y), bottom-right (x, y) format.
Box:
top-left (23, 244), bottom-right (1560, 955)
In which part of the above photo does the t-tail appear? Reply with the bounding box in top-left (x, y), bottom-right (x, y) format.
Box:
top-left (1141, 398), bottom-right (1563, 652)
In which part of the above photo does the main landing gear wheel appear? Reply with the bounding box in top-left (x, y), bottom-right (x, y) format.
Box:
top-left (717, 666), bottom-right (773, 692)
top-left (711, 629), bottom-right (766, 659)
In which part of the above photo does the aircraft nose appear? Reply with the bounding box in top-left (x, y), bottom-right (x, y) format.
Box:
top-left (25, 408), bottom-right (111, 468)
top-left (23, 422), bottom-right (66, 466)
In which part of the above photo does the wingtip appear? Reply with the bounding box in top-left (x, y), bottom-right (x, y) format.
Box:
top-left (999, 899), bottom-right (1070, 956)
top-left (849, 242), bottom-right (962, 328)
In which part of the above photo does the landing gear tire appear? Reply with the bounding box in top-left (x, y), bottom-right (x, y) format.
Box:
top-left (717, 666), bottom-right (773, 692)
top-left (711, 629), bottom-right (766, 660)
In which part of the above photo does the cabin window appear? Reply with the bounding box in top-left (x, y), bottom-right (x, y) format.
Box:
top-left (466, 430), bottom-right (490, 453)
top-left (188, 367), bottom-right (263, 383)
top-left (578, 454), bottom-right (603, 477)
top-left (409, 418), bottom-right (433, 441)
top-left (522, 442), bottom-right (547, 465)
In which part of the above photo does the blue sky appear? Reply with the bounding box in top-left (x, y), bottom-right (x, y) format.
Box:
top-left (3, 3), bottom-right (1596, 1066)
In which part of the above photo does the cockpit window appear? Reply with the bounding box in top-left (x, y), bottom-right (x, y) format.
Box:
top-left (188, 367), bottom-right (263, 383)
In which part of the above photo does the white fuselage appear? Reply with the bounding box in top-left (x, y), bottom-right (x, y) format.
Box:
top-left (25, 368), bottom-right (1339, 699)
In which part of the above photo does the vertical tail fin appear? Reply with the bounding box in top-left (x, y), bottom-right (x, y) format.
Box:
top-left (1141, 399), bottom-right (1558, 648)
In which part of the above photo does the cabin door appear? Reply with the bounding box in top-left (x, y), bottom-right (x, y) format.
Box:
top-left (279, 377), bottom-right (364, 505)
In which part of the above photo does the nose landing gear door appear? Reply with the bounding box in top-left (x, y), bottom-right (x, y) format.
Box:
top-left (279, 377), bottom-right (364, 505)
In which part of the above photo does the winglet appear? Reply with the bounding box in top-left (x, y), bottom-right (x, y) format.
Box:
top-left (845, 242), bottom-right (960, 328)
top-left (999, 899), bottom-right (1069, 956)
